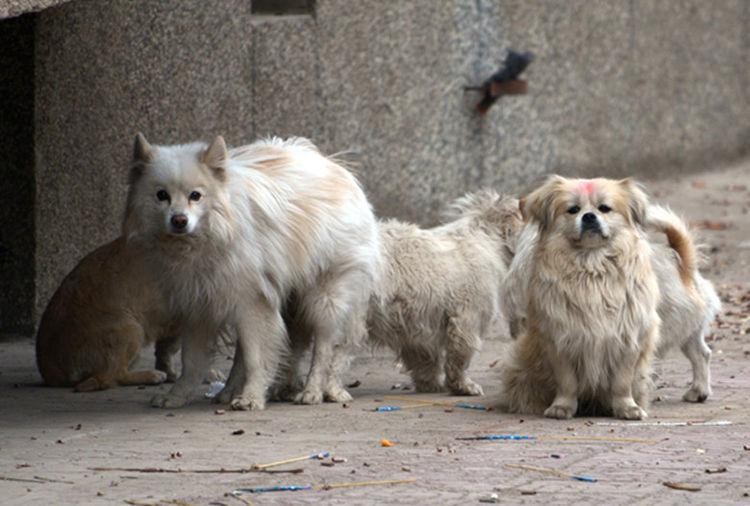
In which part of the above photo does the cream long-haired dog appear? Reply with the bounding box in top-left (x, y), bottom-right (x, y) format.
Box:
top-left (497, 175), bottom-right (662, 420)
top-left (502, 200), bottom-right (721, 409)
top-left (124, 134), bottom-right (379, 410)
top-left (366, 191), bottom-right (522, 395)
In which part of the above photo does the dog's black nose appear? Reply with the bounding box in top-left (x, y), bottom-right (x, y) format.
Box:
top-left (170, 214), bottom-right (188, 230)
top-left (582, 212), bottom-right (597, 224)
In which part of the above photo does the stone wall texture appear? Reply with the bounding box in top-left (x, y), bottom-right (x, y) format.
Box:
top-left (0, 0), bottom-right (748, 331)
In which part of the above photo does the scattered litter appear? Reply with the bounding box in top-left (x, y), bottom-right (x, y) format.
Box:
top-left (696, 449), bottom-right (706, 454)
top-left (331, 457), bottom-right (347, 464)
top-left (232, 478), bottom-right (416, 495)
top-left (704, 467), bottom-right (727, 474)
top-left (234, 485), bottom-right (312, 493)
top-left (520, 490), bottom-right (537, 495)
top-left (401, 466), bottom-right (411, 472)
top-left (380, 439), bottom-right (395, 447)
top-left (505, 464), bottom-right (597, 483)
top-left (744, 445), bottom-right (750, 451)
top-left (391, 383), bottom-right (403, 390)
top-left (204, 381), bottom-right (225, 399)
top-left (479, 492), bottom-right (499, 503)
top-left (454, 402), bottom-right (487, 411)
top-left (374, 405), bottom-right (402, 412)
top-left (252, 451), bottom-right (330, 471)
top-left (550, 454), bottom-right (561, 459)
top-left (691, 180), bottom-right (707, 189)
top-left (214, 409), bottom-right (225, 415)
top-left (663, 481), bottom-right (701, 492)
top-left (488, 359), bottom-right (499, 368)
top-left (231, 429), bottom-right (245, 436)
top-left (596, 420), bottom-right (731, 427)
top-left (691, 220), bottom-right (730, 231)
top-left (456, 434), bottom-right (534, 441)
top-left (347, 380), bottom-right (361, 388)
top-left (320, 462), bottom-right (335, 467)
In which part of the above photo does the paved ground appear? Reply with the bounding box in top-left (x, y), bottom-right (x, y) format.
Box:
top-left (1, 162), bottom-right (749, 505)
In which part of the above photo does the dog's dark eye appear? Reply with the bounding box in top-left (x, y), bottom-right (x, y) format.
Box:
top-left (598, 204), bottom-right (612, 213)
top-left (156, 190), bottom-right (170, 202)
top-left (567, 205), bottom-right (580, 214)
top-left (189, 191), bottom-right (202, 202)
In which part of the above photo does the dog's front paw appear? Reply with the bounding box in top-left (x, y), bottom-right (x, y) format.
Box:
top-left (323, 386), bottom-right (353, 403)
top-left (614, 405), bottom-right (647, 420)
top-left (150, 393), bottom-right (188, 409)
top-left (544, 403), bottom-right (575, 419)
top-left (230, 396), bottom-right (266, 411)
top-left (295, 388), bottom-right (324, 405)
top-left (450, 379), bottom-right (484, 396)
top-left (682, 385), bottom-right (711, 403)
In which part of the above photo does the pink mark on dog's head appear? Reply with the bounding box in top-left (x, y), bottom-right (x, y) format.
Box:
top-left (576, 179), bottom-right (595, 196)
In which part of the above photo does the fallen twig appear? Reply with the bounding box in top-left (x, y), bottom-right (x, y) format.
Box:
top-left (252, 451), bottom-right (329, 470)
top-left (89, 466), bottom-right (303, 474)
top-left (0, 476), bottom-right (48, 484)
top-left (596, 420), bottom-right (731, 427)
top-left (663, 481), bottom-right (701, 492)
top-left (542, 435), bottom-right (659, 444)
top-left (232, 477), bottom-right (417, 495)
top-left (505, 464), bottom-right (597, 483)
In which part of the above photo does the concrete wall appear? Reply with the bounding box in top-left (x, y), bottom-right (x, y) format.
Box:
top-left (0, 0), bottom-right (748, 331)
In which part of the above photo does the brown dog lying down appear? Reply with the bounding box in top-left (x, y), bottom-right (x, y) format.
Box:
top-left (36, 237), bottom-right (180, 392)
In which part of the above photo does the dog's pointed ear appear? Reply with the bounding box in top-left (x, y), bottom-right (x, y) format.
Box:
top-left (130, 132), bottom-right (154, 184)
top-left (522, 175), bottom-right (564, 228)
top-left (133, 132), bottom-right (153, 163)
top-left (619, 178), bottom-right (648, 226)
top-left (202, 135), bottom-right (227, 181)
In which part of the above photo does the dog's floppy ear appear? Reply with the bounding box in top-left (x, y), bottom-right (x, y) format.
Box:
top-left (522, 175), bottom-right (564, 228)
top-left (130, 132), bottom-right (154, 183)
top-left (202, 135), bottom-right (228, 181)
top-left (619, 178), bottom-right (649, 226)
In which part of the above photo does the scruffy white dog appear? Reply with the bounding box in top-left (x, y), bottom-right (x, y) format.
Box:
top-left (124, 134), bottom-right (380, 410)
top-left (365, 190), bottom-right (523, 395)
top-left (499, 176), bottom-right (720, 419)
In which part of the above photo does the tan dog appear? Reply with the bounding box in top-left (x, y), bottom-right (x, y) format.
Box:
top-left (36, 238), bottom-right (179, 391)
top-left (502, 202), bottom-right (721, 407)
top-left (366, 190), bottom-right (523, 395)
top-left (498, 176), bottom-right (661, 419)
top-left (125, 135), bottom-right (380, 410)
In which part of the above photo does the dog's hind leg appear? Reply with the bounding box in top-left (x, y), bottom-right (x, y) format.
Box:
top-left (296, 271), bottom-right (369, 405)
top-left (681, 332), bottom-right (712, 402)
top-left (155, 334), bottom-right (180, 382)
top-left (444, 314), bottom-right (484, 396)
top-left (401, 344), bottom-right (444, 393)
top-left (75, 373), bottom-right (117, 392)
top-left (118, 369), bottom-right (168, 386)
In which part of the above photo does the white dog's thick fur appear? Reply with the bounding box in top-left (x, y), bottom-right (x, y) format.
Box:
top-left (647, 205), bottom-right (721, 402)
top-left (366, 191), bottom-right (523, 395)
top-left (124, 134), bottom-right (379, 410)
top-left (498, 176), bottom-right (662, 420)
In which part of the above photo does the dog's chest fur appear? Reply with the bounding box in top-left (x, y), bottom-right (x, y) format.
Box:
top-left (529, 236), bottom-right (660, 390)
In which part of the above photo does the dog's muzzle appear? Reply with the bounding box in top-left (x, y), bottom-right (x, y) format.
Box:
top-left (580, 212), bottom-right (602, 234)
top-left (170, 214), bottom-right (189, 234)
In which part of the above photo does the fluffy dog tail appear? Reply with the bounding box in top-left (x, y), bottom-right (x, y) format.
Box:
top-left (647, 205), bottom-right (697, 287)
top-left (441, 190), bottom-right (521, 233)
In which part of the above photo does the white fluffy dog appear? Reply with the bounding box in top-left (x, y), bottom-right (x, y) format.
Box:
top-left (366, 191), bottom-right (523, 395)
top-left (499, 176), bottom-right (720, 419)
top-left (124, 134), bottom-right (380, 410)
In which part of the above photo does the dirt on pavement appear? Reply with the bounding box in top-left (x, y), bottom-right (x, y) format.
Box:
top-left (1, 161), bottom-right (749, 505)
